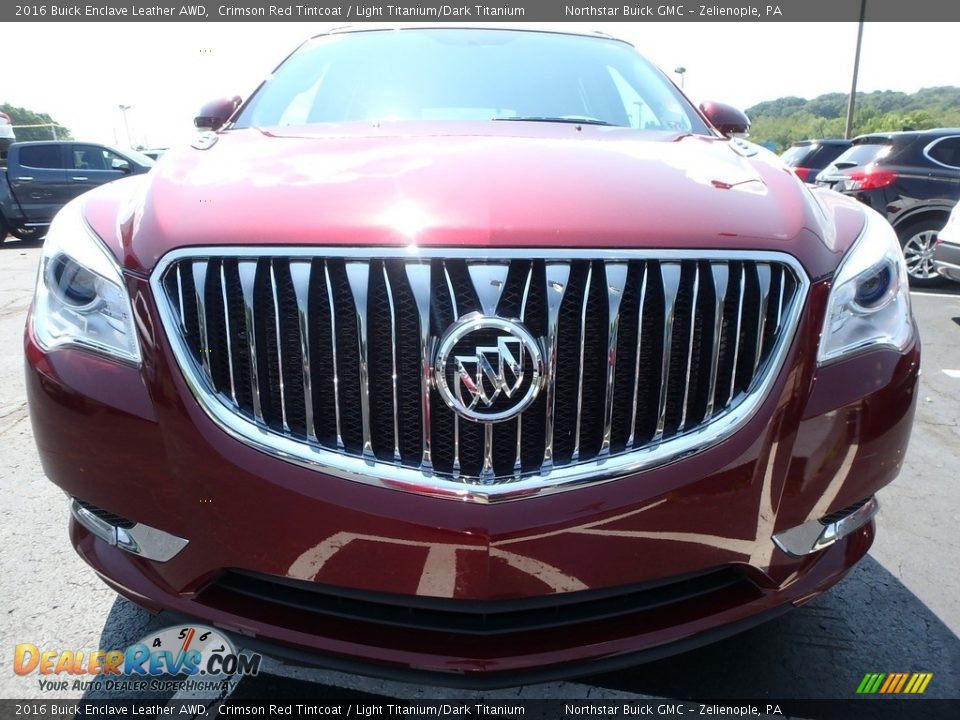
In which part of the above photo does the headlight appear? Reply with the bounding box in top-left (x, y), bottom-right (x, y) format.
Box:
top-left (32, 201), bottom-right (141, 363)
top-left (818, 210), bottom-right (913, 364)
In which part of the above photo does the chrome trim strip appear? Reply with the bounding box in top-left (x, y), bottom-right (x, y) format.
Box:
top-left (269, 261), bottom-right (289, 432)
top-left (678, 263), bottom-right (700, 432)
top-left (753, 262), bottom-right (772, 376)
top-left (774, 265), bottom-right (785, 334)
top-left (345, 262), bottom-right (374, 460)
top-left (703, 263), bottom-right (729, 422)
top-left (289, 260), bottom-right (317, 443)
top-left (654, 263), bottom-right (682, 443)
top-left (467, 262), bottom-right (509, 316)
top-left (237, 261), bottom-right (263, 424)
top-left (626, 264), bottom-right (648, 450)
top-left (481, 423), bottom-right (495, 484)
top-left (541, 262), bottom-right (571, 473)
top-left (571, 263), bottom-right (593, 462)
top-left (71, 500), bottom-right (189, 563)
top-left (219, 262), bottom-right (237, 403)
top-left (405, 262), bottom-right (434, 474)
top-left (191, 260), bottom-right (211, 378)
top-left (151, 247), bottom-right (809, 504)
top-left (599, 263), bottom-right (628, 458)
top-left (382, 265), bottom-right (401, 463)
top-left (323, 262), bottom-right (344, 451)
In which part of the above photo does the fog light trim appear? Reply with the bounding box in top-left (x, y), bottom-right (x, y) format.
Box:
top-left (70, 499), bottom-right (188, 562)
top-left (772, 497), bottom-right (878, 558)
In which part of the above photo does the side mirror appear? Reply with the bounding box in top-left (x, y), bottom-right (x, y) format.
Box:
top-left (112, 159), bottom-right (131, 173)
top-left (194, 96), bottom-right (242, 132)
top-left (699, 101), bottom-right (751, 138)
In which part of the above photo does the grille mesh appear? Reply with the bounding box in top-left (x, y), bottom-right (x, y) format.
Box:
top-left (158, 252), bottom-right (803, 487)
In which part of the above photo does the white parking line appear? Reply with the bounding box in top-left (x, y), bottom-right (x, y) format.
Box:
top-left (942, 369), bottom-right (960, 378)
top-left (910, 291), bottom-right (960, 299)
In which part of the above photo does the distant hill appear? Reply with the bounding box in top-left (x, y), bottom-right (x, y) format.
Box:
top-left (746, 87), bottom-right (960, 152)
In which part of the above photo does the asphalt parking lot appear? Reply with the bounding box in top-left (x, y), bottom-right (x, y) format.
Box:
top-left (0, 234), bottom-right (958, 711)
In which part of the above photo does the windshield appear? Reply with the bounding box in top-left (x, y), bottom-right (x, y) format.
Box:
top-left (234, 29), bottom-right (709, 134)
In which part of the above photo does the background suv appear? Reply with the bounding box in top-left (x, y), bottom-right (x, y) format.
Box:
top-left (780, 139), bottom-right (851, 183)
top-left (816, 129), bottom-right (960, 286)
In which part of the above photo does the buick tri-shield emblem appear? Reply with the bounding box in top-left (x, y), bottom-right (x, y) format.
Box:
top-left (434, 315), bottom-right (544, 423)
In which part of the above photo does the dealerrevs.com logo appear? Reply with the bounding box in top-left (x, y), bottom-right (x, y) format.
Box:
top-left (14, 625), bottom-right (261, 693)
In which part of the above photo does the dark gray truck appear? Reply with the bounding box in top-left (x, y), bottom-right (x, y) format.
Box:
top-left (0, 141), bottom-right (153, 240)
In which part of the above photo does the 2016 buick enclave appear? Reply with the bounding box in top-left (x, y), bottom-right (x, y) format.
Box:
top-left (25, 28), bottom-right (919, 686)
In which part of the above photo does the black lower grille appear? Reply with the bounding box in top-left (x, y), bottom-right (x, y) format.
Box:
top-left (206, 567), bottom-right (749, 636)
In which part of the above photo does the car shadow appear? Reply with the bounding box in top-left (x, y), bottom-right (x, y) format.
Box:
top-left (79, 555), bottom-right (959, 709)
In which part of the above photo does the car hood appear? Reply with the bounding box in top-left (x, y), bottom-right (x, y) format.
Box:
top-left (83, 123), bottom-right (861, 278)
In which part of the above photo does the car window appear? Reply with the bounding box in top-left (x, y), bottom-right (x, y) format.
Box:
top-left (780, 145), bottom-right (811, 166)
top-left (237, 29), bottom-right (709, 134)
top-left (72, 145), bottom-right (129, 171)
top-left (829, 141), bottom-right (893, 169)
top-left (926, 137), bottom-right (960, 169)
top-left (19, 145), bottom-right (65, 169)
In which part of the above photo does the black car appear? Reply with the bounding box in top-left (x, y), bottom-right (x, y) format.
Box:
top-left (816, 129), bottom-right (960, 286)
top-left (780, 138), bottom-right (851, 183)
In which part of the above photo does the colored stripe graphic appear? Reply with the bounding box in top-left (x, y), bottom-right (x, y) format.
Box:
top-left (857, 673), bottom-right (932, 694)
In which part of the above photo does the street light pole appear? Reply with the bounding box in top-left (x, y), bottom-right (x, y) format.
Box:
top-left (844, 0), bottom-right (867, 139)
top-left (118, 105), bottom-right (133, 148)
top-left (674, 66), bottom-right (687, 89)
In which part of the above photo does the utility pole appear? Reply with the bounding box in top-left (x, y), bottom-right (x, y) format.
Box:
top-left (118, 105), bottom-right (133, 148)
top-left (674, 66), bottom-right (687, 89)
top-left (844, 0), bottom-right (867, 139)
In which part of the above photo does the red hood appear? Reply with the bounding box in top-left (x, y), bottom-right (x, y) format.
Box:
top-left (81, 123), bottom-right (865, 278)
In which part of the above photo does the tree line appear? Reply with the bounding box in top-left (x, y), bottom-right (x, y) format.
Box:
top-left (747, 86), bottom-right (960, 152)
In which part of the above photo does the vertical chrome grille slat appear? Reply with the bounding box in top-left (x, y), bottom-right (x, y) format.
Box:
top-left (514, 264), bottom-right (535, 477)
top-left (678, 264), bottom-right (700, 432)
top-left (654, 263), bottom-right (682, 443)
top-left (289, 261), bottom-right (316, 443)
top-left (727, 265), bottom-right (747, 404)
top-left (219, 263), bottom-right (237, 403)
top-left (237, 261), bottom-right (263, 424)
top-left (541, 262), bottom-right (571, 473)
top-left (345, 263), bottom-right (374, 460)
top-left (323, 262), bottom-right (344, 451)
top-left (443, 262), bottom-right (461, 478)
top-left (703, 263), bottom-right (729, 422)
top-left (382, 265), bottom-right (401, 463)
top-left (753, 263), bottom-right (772, 378)
top-left (269, 261), bottom-right (289, 433)
top-left (158, 251), bottom-right (806, 491)
top-left (570, 263), bottom-right (594, 463)
top-left (599, 263), bottom-right (628, 458)
top-left (191, 260), bottom-right (211, 379)
top-left (405, 263), bottom-right (433, 475)
top-left (626, 264), bottom-right (649, 450)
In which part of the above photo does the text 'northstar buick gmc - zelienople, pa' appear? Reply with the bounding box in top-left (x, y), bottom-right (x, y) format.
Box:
top-left (25, 27), bottom-right (919, 686)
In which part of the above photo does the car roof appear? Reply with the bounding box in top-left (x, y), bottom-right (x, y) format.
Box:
top-left (852, 128), bottom-right (960, 142)
top-left (791, 138), bottom-right (850, 147)
top-left (312, 25), bottom-right (632, 46)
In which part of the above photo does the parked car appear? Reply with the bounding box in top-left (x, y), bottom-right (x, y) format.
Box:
top-left (780, 138), bottom-right (851, 182)
top-left (815, 129), bottom-right (960, 286)
top-left (0, 111), bottom-right (15, 157)
top-left (933, 203), bottom-right (960, 282)
top-left (0, 141), bottom-right (153, 241)
top-left (25, 28), bottom-right (918, 686)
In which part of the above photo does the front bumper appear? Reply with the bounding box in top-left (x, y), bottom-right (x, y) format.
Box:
top-left (25, 276), bottom-right (920, 682)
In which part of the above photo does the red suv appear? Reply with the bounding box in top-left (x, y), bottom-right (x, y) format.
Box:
top-left (25, 28), bottom-right (919, 686)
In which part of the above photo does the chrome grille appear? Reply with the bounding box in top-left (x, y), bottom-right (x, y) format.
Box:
top-left (153, 249), bottom-right (807, 502)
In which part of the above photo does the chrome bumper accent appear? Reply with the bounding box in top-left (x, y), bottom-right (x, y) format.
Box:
top-left (70, 500), bottom-right (189, 562)
top-left (772, 497), bottom-right (879, 558)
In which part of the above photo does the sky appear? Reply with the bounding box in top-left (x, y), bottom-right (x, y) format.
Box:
top-left (4, 21), bottom-right (957, 149)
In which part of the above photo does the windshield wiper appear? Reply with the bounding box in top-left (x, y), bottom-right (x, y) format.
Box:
top-left (493, 116), bottom-right (618, 127)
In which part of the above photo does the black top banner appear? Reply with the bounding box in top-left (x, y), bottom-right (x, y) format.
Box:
top-left (5, 0), bottom-right (960, 23)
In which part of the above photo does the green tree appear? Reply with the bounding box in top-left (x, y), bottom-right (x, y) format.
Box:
top-left (0, 103), bottom-right (72, 141)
